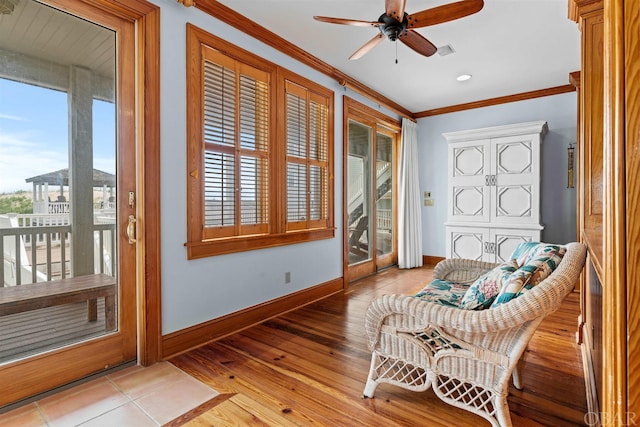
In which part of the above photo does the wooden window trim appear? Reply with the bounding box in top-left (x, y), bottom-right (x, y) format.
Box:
top-left (186, 228), bottom-right (335, 259)
top-left (186, 25), bottom-right (334, 259)
top-left (281, 73), bottom-right (333, 232)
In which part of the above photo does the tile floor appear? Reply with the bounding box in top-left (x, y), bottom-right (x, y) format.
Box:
top-left (0, 362), bottom-right (220, 427)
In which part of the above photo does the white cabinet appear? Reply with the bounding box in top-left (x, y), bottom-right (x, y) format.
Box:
top-left (445, 226), bottom-right (541, 263)
top-left (444, 121), bottom-right (547, 262)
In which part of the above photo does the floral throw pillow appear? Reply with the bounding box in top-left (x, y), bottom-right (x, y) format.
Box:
top-left (414, 279), bottom-right (470, 307)
top-left (510, 241), bottom-right (543, 266)
top-left (491, 245), bottom-right (566, 307)
top-left (458, 260), bottom-right (519, 310)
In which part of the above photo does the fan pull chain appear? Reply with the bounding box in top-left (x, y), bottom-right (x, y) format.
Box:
top-left (395, 40), bottom-right (398, 64)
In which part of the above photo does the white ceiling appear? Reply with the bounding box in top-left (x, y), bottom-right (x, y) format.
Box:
top-left (216, 0), bottom-right (580, 113)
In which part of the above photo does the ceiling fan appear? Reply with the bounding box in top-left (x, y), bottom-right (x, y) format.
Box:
top-left (313, 0), bottom-right (484, 60)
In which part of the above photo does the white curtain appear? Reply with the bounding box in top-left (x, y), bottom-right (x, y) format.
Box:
top-left (398, 118), bottom-right (423, 268)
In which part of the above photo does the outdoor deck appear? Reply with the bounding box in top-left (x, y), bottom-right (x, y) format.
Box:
top-left (1, 210), bottom-right (117, 364)
top-left (0, 298), bottom-right (110, 363)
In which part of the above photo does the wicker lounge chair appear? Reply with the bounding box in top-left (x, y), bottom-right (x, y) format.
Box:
top-left (362, 241), bottom-right (587, 427)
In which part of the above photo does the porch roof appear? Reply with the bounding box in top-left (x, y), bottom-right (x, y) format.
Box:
top-left (25, 168), bottom-right (115, 187)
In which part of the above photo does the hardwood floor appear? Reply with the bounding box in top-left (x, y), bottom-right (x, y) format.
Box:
top-left (170, 265), bottom-right (587, 426)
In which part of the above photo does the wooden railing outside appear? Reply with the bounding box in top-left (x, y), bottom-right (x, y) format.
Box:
top-left (1, 223), bottom-right (116, 287)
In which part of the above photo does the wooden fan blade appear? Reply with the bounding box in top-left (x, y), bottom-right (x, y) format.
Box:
top-left (349, 33), bottom-right (386, 60)
top-left (385, 0), bottom-right (407, 21)
top-left (314, 16), bottom-right (381, 27)
top-left (398, 30), bottom-right (437, 57)
top-left (407, 0), bottom-right (484, 28)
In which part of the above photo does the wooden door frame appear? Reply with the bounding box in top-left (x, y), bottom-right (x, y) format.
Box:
top-left (0, 0), bottom-right (160, 407)
top-left (343, 97), bottom-right (400, 283)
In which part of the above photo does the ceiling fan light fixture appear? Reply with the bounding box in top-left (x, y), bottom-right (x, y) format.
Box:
top-left (456, 74), bottom-right (472, 82)
top-left (378, 12), bottom-right (407, 42)
top-left (315, 0), bottom-right (483, 60)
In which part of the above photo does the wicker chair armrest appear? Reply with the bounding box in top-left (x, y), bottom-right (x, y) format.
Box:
top-left (433, 258), bottom-right (498, 284)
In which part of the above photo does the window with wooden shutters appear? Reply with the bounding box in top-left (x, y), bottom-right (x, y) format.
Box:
top-left (186, 25), bottom-right (334, 259)
top-left (285, 81), bottom-right (330, 231)
top-left (201, 47), bottom-right (270, 239)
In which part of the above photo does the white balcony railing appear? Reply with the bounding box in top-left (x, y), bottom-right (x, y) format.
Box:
top-left (376, 209), bottom-right (392, 231)
top-left (32, 201), bottom-right (115, 215)
top-left (1, 221), bottom-right (116, 287)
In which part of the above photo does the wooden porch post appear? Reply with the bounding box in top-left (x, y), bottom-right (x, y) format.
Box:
top-left (68, 65), bottom-right (94, 277)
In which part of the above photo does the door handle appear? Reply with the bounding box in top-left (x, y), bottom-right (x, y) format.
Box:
top-left (127, 215), bottom-right (137, 244)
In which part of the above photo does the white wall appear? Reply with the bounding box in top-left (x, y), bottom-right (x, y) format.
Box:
top-left (151, 0), bottom-right (399, 334)
top-left (417, 92), bottom-right (578, 257)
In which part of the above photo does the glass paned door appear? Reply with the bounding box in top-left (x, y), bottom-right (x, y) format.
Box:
top-left (347, 119), bottom-right (397, 279)
top-left (347, 121), bottom-right (372, 265)
top-left (375, 132), bottom-right (394, 261)
top-left (0, 0), bottom-right (137, 406)
top-left (0, 0), bottom-right (117, 363)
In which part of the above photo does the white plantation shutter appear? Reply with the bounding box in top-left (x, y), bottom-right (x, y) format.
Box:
top-left (202, 47), bottom-right (270, 239)
top-left (285, 81), bottom-right (329, 230)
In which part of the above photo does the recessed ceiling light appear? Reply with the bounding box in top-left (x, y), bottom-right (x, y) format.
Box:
top-left (456, 74), bottom-right (472, 82)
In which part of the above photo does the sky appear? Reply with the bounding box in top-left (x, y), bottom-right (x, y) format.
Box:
top-left (0, 78), bottom-right (116, 194)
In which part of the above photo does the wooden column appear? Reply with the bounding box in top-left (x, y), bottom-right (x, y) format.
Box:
top-left (623, 0), bottom-right (640, 416)
top-left (570, 0), bottom-right (604, 417)
top-left (603, 0), bottom-right (639, 422)
top-left (68, 65), bottom-right (94, 277)
top-left (572, 0), bottom-right (640, 421)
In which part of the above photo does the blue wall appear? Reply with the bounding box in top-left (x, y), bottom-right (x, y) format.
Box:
top-left (146, 0), bottom-right (575, 334)
top-left (417, 92), bottom-right (577, 257)
top-left (151, 0), bottom-right (399, 334)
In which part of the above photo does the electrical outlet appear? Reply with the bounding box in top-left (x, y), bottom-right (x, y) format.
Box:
top-left (285, 272), bottom-right (291, 284)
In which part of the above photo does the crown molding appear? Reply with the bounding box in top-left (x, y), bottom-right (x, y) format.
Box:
top-left (415, 84), bottom-right (576, 118)
top-left (190, 0), bottom-right (414, 119)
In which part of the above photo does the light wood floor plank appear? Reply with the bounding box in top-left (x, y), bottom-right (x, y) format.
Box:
top-left (171, 265), bottom-right (587, 426)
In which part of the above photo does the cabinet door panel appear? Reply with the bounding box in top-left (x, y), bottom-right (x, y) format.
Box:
top-left (491, 228), bottom-right (541, 263)
top-left (446, 226), bottom-right (488, 261)
top-left (448, 140), bottom-right (491, 223)
top-left (491, 134), bottom-right (541, 224)
top-left (447, 226), bottom-right (542, 262)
